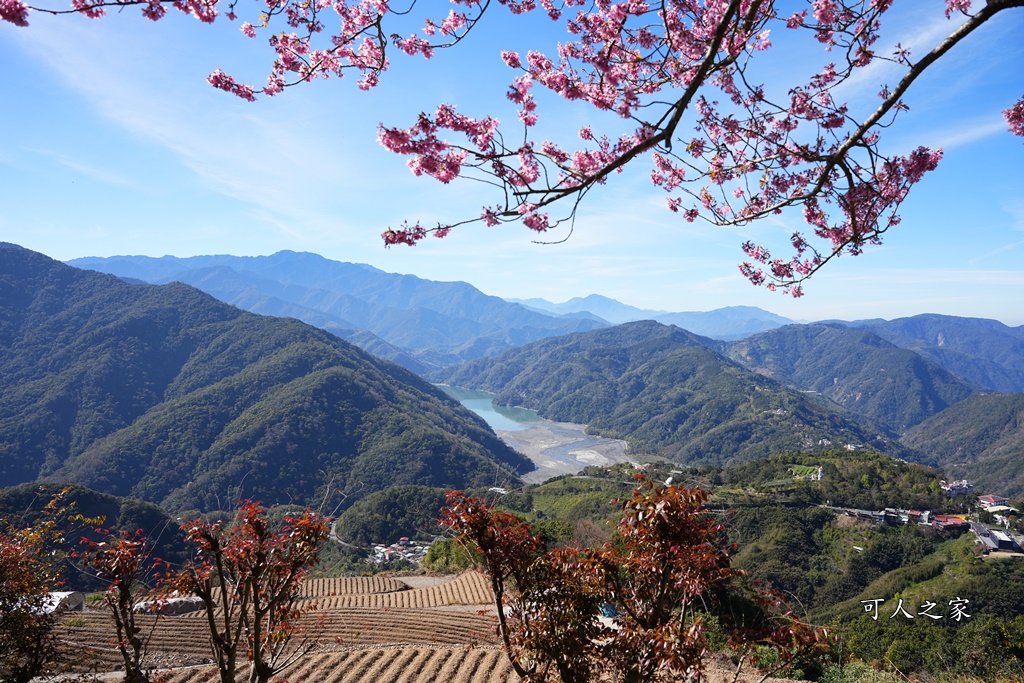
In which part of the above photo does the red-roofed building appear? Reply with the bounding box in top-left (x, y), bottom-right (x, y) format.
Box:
top-left (978, 495), bottom-right (1010, 509)
top-left (933, 516), bottom-right (970, 532)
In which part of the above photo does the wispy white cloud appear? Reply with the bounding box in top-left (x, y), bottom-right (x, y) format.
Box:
top-left (8, 18), bottom-right (374, 237)
top-left (928, 118), bottom-right (1009, 150)
top-left (966, 199), bottom-right (1024, 265)
top-left (967, 238), bottom-right (1024, 264)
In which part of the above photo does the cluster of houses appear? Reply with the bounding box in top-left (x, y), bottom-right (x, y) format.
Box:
top-left (829, 485), bottom-right (1024, 555)
top-left (941, 479), bottom-right (974, 497)
top-left (370, 537), bottom-right (429, 566)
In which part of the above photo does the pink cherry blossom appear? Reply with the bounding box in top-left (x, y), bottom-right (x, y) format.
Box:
top-left (0, 0), bottom-right (29, 25)
top-left (1006, 98), bottom-right (1024, 137)
top-left (945, 0), bottom-right (971, 18)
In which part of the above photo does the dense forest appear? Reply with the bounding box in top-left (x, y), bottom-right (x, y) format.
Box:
top-left (902, 393), bottom-right (1024, 495)
top-left (724, 324), bottom-right (976, 433)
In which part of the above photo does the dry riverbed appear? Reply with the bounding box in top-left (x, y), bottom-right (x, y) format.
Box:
top-left (496, 420), bottom-right (634, 484)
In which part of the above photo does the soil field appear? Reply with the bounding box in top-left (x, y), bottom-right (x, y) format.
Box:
top-left (299, 576), bottom-right (410, 596)
top-left (59, 571), bottom-right (793, 683)
top-left (299, 570), bottom-right (493, 609)
top-left (155, 646), bottom-right (515, 683)
top-left (59, 571), bottom-right (502, 679)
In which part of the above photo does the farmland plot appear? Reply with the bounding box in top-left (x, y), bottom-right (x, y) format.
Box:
top-left (60, 572), bottom-right (504, 679)
top-left (156, 647), bottom-right (515, 683)
top-left (303, 570), bottom-right (493, 609)
top-left (58, 571), bottom-right (791, 682)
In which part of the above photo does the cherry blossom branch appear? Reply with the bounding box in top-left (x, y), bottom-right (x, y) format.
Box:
top-left (5, 0), bottom-right (1023, 295)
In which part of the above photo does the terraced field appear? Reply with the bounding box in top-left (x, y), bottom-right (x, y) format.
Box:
top-left (300, 570), bottom-right (494, 609)
top-left (156, 647), bottom-right (516, 683)
top-left (298, 576), bottom-right (409, 597)
top-left (59, 571), bottom-right (505, 680)
top-left (59, 572), bottom-right (790, 682)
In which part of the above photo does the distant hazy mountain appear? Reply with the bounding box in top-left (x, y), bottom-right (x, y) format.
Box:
top-left (654, 306), bottom-right (794, 340)
top-left (843, 314), bottom-right (1024, 393)
top-left (2, 244), bottom-right (528, 512)
top-left (901, 393), bottom-right (1024, 496)
top-left (508, 295), bottom-right (792, 339)
top-left (69, 252), bottom-right (608, 370)
top-left (436, 320), bottom-right (903, 465)
top-left (509, 294), bottom-right (664, 325)
top-left (725, 324), bottom-right (976, 433)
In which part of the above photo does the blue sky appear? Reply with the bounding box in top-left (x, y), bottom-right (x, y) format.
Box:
top-left (1, 2), bottom-right (1023, 324)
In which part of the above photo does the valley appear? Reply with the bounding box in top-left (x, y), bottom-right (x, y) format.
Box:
top-left (3, 243), bottom-right (1024, 682)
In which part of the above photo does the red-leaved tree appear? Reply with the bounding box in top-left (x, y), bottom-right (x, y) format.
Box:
top-left (77, 529), bottom-right (168, 683)
top-left (3, 0), bottom-right (1022, 293)
top-left (442, 479), bottom-right (829, 683)
top-left (172, 502), bottom-right (329, 683)
top-left (0, 492), bottom-right (70, 683)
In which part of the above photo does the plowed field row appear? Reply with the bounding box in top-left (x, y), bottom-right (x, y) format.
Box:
top-left (303, 571), bottom-right (493, 609)
top-left (180, 575), bottom-right (408, 611)
top-left (59, 607), bottom-right (499, 674)
top-left (312, 609), bottom-right (498, 646)
top-left (176, 571), bottom-right (491, 618)
top-left (300, 576), bottom-right (408, 596)
top-left (156, 646), bottom-right (515, 683)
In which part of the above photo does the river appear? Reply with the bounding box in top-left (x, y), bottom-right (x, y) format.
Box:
top-left (440, 386), bottom-right (634, 484)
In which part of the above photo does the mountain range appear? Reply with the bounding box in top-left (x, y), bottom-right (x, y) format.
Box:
top-left (5, 244), bottom-right (1022, 499)
top-left (71, 253), bottom-right (1024, 395)
top-left (436, 315), bottom-right (1024, 493)
top-left (0, 244), bottom-right (528, 513)
top-left (510, 295), bottom-right (795, 339)
top-left (844, 315), bottom-right (1024, 393)
top-left (723, 324), bottom-right (976, 433)
top-left (68, 252), bottom-right (608, 372)
top-left (68, 253), bottom-right (811, 368)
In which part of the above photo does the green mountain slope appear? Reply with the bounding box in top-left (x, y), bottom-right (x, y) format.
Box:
top-left (900, 392), bottom-right (1024, 496)
top-left (0, 244), bottom-right (528, 512)
top-left (725, 324), bottom-right (976, 433)
top-left (853, 314), bottom-right (1024, 392)
top-left (436, 321), bottom-right (904, 465)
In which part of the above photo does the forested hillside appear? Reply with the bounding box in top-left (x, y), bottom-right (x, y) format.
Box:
top-left (901, 393), bottom-right (1024, 496)
top-left (0, 482), bottom-right (188, 588)
top-left (469, 454), bottom-right (1024, 680)
top-left (436, 321), bottom-right (905, 465)
top-left (851, 314), bottom-right (1024, 392)
top-left (0, 244), bottom-right (528, 512)
top-left (725, 324), bottom-right (976, 433)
